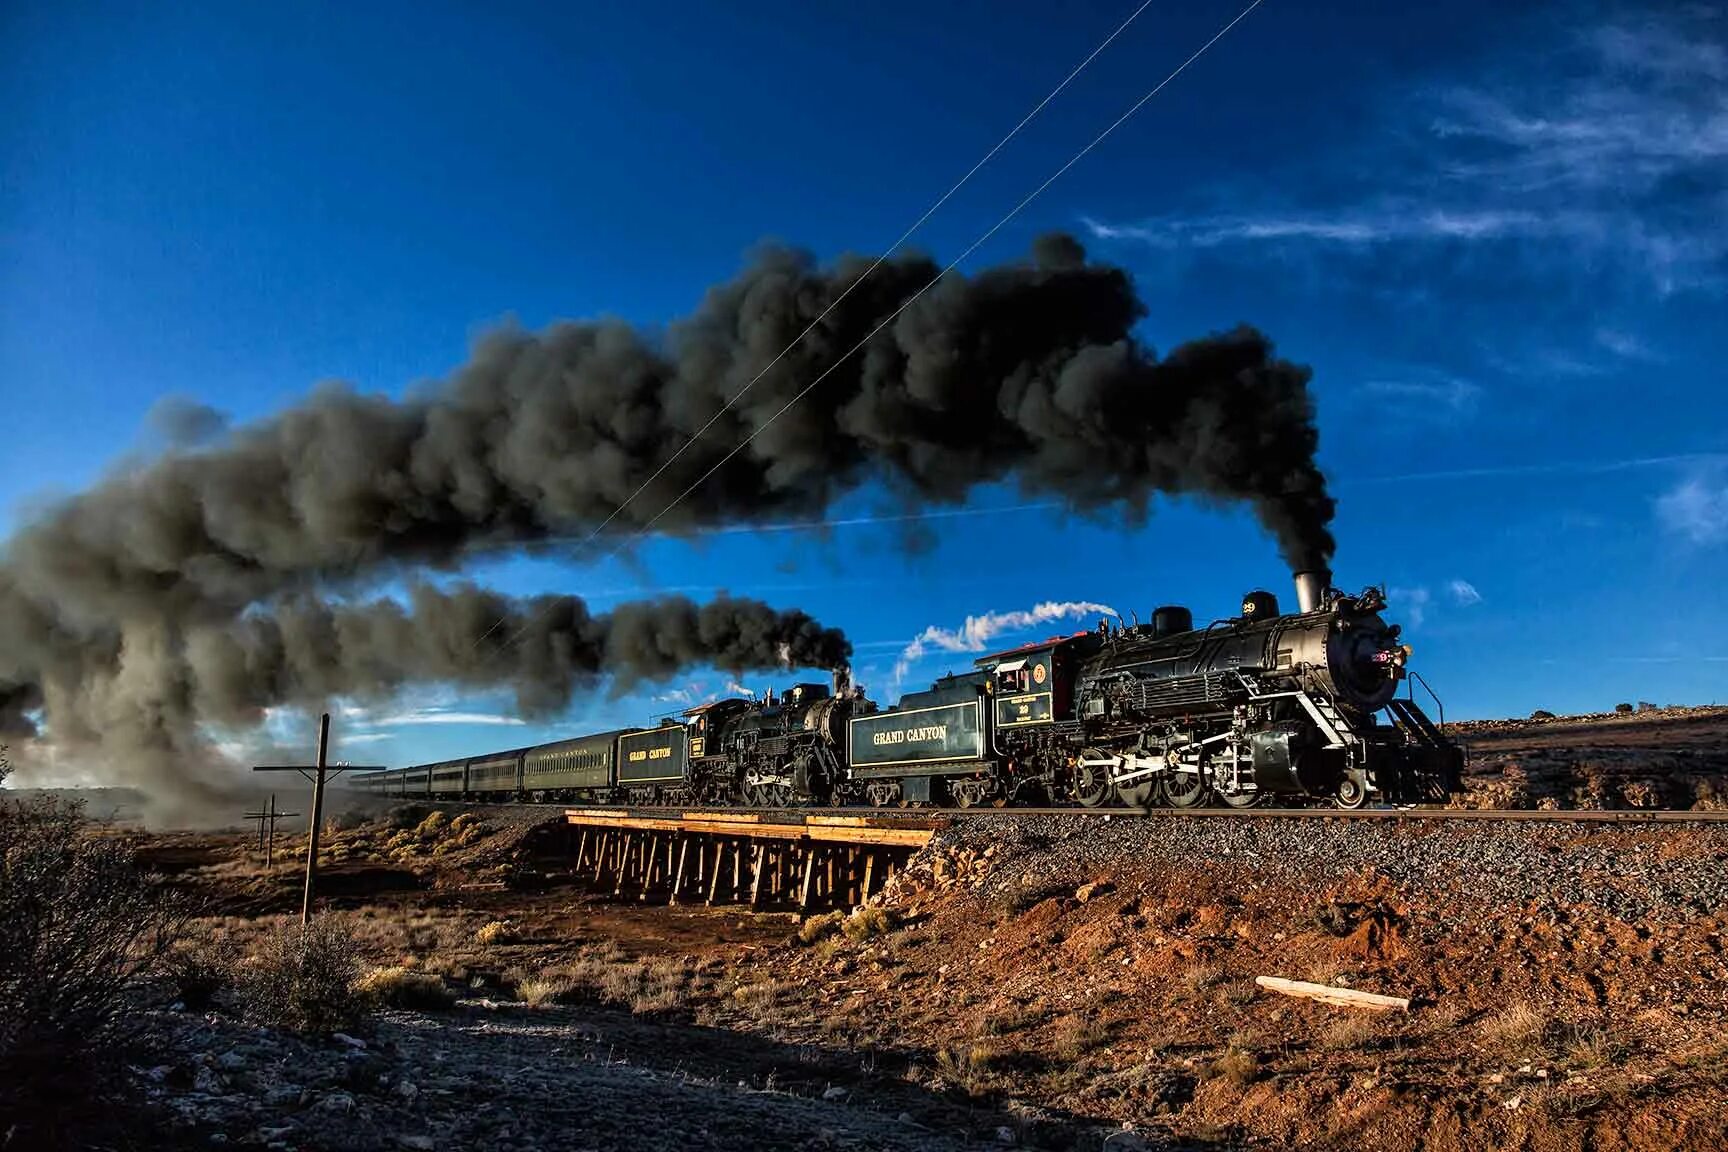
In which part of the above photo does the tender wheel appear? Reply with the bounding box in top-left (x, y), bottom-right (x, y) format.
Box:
top-left (1160, 769), bottom-right (1211, 809)
top-left (1334, 776), bottom-right (1370, 810)
top-left (1073, 756), bottom-right (1115, 809)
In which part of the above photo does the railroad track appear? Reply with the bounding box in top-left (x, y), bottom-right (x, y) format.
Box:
top-left (466, 802), bottom-right (1728, 825)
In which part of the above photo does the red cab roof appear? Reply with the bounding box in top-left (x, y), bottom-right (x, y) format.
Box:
top-left (972, 630), bottom-right (1091, 665)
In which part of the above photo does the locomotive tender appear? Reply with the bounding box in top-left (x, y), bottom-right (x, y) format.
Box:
top-left (353, 571), bottom-right (1463, 810)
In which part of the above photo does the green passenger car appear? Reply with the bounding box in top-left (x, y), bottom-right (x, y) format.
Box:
top-left (467, 750), bottom-right (524, 797)
top-left (428, 759), bottom-right (466, 795)
top-left (521, 729), bottom-right (636, 797)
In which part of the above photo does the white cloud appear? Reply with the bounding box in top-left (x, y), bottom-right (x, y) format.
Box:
top-left (894, 600), bottom-right (1117, 684)
top-left (651, 681), bottom-right (707, 707)
top-left (1389, 586), bottom-right (1432, 628)
top-left (1657, 473), bottom-right (1728, 544)
top-left (1593, 328), bottom-right (1660, 362)
top-left (369, 709), bottom-right (527, 728)
top-left (1359, 375), bottom-right (1482, 420)
top-left (1084, 14), bottom-right (1728, 293)
top-left (1447, 579), bottom-right (1483, 607)
top-left (1084, 208), bottom-right (1548, 250)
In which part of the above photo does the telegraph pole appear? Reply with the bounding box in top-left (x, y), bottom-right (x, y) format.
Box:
top-left (242, 793), bottom-right (299, 869)
top-left (301, 714), bottom-right (330, 922)
top-left (254, 713), bottom-right (384, 924)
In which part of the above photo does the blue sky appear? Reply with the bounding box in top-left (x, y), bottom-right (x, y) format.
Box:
top-left (3, 0), bottom-right (1725, 769)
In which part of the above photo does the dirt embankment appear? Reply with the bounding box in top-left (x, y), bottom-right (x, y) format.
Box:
top-left (132, 801), bottom-right (1728, 1152)
top-left (1449, 705), bottom-right (1728, 810)
top-left (815, 814), bottom-right (1728, 1150)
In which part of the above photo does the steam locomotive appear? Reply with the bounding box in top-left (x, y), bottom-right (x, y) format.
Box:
top-left (354, 571), bottom-right (1463, 810)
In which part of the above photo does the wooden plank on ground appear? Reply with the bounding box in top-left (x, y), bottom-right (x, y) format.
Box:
top-left (1254, 976), bottom-right (1411, 1012)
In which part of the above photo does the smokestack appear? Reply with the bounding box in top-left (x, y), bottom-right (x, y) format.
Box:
top-left (833, 665), bottom-right (852, 699)
top-left (1294, 569), bottom-right (1331, 613)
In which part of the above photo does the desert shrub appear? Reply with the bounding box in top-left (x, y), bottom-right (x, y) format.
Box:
top-left (797, 910), bottom-right (845, 945)
top-left (236, 918), bottom-right (369, 1034)
top-left (517, 975), bottom-right (574, 1008)
top-left (355, 965), bottom-right (457, 1010)
top-left (0, 795), bottom-right (184, 1144)
top-left (1207, 1042), bottom-right (1261, 1088)
top-left (413, 811), bottom-right (450, 840)
top-left (474, 919), bottom-right (515, 946)
top-left (160, 935), bottom-right (237, 1011)
top-left (840, 905), bottom-right (897, 942)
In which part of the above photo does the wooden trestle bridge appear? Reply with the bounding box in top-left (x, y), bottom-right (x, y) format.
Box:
top-left (559, 809), bottom-right (945, 916)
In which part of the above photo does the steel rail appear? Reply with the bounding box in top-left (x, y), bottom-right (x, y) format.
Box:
top-left (390, 798), bottom-right (1728, 825)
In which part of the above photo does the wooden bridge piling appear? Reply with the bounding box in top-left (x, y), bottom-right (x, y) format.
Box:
top-left (559, 809), bottom-right (942, 917)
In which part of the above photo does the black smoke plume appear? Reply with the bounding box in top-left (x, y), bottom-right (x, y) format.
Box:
top-left (188, 586), bottom-right (851, 725)
top-left (0, 233), bottom-right (1333, 808)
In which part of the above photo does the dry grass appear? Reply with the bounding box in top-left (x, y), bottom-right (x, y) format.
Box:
top-left (730, 979), bottom-right (788, 1033)
top-left (1183, 962), bottom-right (1224, 995)
top-left (1054, 1013), bottom-right (1108, 1060)
top-left (1479, 1000), bottom-right (1551, 1054)
top-left (1563, 1024), bottom-right (1626, 1070)
top-left (936, 1041), bottom-right (1008, 1091)
top-left (1216, 979), bottom-right (1258, 1008)
top-left (840, 905), bottom-right (897, 942)
top-left (1319, 1013), bottom-right (1379, 1052)
top-left (355, 965), bottom-right (456, 1010)
top-left (1206, 1039), bottom-right (1261, 1088)
top-left (474, 919), bottom-right (516, 947)
top-left (976, 1001), bottom-right (1047, 1037)
top-left (517, 975), bottom-right (575, 1009)
top-left (629, 959), bottom-right (690, 1014)
top-left (797, 911), bottom-right (845, 945)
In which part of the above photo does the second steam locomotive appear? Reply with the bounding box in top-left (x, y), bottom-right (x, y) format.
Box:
top-left (356, 571), bottom-right (1463, 810)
